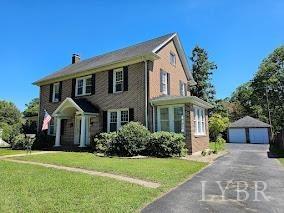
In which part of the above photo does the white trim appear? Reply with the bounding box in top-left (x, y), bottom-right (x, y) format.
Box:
top-left (193, 106), bottom-right (206, 136)
top-left (52, 82), bottom-right (60, 103)
top-left (75, 75), bottom-right (92, 97)
top-left (113, 68), bottom-right (124, 93)
top-left (161, 71), bottom-right (168, 95)
top-left (144, 60), bottom-right (148, 128)
top-left (107, 108), bottom-right (129, 132)
top-left (152, 33), bottom-right (176, 53)
top-left (52, 98), bottom-right (84, 116)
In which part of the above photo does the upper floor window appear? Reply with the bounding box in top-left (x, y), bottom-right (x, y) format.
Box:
top-left (194, 107), bottom-right (206, 136)
top-left (113, 68), bottom-right (124, 93)
top-left (107, 109), bottom-right (129, 132)
top-left (180, 81), bottom-right (187, 96)
top-left (76, 76), bottom-right (92, 96)
top-left (160, 71), bottom-right (168, 95)
top-left (169, 52), bottom-right (176, 66)
top-left (53, 83), bottom-right (60, 102)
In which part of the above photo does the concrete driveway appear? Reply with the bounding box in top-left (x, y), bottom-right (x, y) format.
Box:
top-left (142, 144), bottom-right (284, 213)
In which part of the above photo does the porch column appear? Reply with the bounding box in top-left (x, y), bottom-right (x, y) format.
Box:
top-left (54, 117), bottom-right (61, 147)
top-left (79, 115), bottom-right (86, 147)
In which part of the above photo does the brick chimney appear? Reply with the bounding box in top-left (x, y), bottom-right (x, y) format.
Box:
top-left (72, 54), bottom-right (80, 64)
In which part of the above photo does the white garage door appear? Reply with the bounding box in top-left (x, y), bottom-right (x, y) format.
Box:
top-left (229, 128), bottom-right (246, 143)
top-left (249, 128), bottom-right (269, 144)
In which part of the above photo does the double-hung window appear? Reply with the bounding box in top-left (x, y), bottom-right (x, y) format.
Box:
top-left (161, 72), bottom-right (168, 95)
top-left (157, 105), bottom-right (184, 133)
top-left (52, 83), bottom-right (60, 102)
top-left (108, 109), bottom-right (129, 132)
top-left (113, 68), bottom-right (123, 93)
top-left (48, 118), bottom-right (56, 136)
top-left (169, 51), bottom-right (176, 66)
top-left (194, 107), bottom-right (206, 135)
top-left (76, 76), bottom-right (92, 96)
top-left (180, 81), bottom-right (186, 96)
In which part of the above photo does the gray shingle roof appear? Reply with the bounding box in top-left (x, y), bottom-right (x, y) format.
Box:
top-left (35, 33), bottom-right (181, 85)
top-left (229, 116), bottom-right (271, 128)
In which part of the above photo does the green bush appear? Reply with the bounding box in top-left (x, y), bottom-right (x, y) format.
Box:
top-left (11, 134), bottom-right (35, 150)
top-left (146, 131), bottom-right (187, 157)
top-left (209, 137), bottom-right (226, 154)
top-left (32, 133), bottom-right (55, 150)
top-left (92, 132), bottom-right (117, 155)
top-left (0, 122), bottom-right (22, 143)
top-left (109, 122), bottom-right (151, 156)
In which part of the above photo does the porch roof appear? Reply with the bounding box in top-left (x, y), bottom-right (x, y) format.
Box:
top-left (150, 96), bottom-right (213, 109)
top-left (52, 98), bottom-right (99, 116)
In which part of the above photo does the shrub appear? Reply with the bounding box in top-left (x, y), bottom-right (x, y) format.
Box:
top-left (11, 134), bottom-right (35, 150)
top-left (209, 137), bottom-right (226, 154)
top-left (91, 132), bottom-right (117, 154)
top-left (109, 122), bottom-right (151, 156)
top-left (209, 113), bottom-right (229, 141)
top-left (146, 131), bottom-right (187, 157)
top-left (32, 132), bottom-right (55, 150)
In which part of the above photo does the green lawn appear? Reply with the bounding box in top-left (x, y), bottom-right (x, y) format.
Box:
top-left (0, 161), bottom-right (158, 212)
top-left (0, 148), bottom-right (26, 156)
top-left (17, 152), bottom-right (207, 189)
top-left (2, 152), bottom-right (207, 212)
top-left (279, 158), bottom-right (284, 166)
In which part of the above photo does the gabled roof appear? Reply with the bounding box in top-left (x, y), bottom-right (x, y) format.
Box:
top-left (229, 116), bottom-right (271, 128)
top-left (34, 33), bottom-right (195, 86)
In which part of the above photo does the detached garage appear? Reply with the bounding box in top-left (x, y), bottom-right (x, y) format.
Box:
top-left (228, 116), bottom-right (271, 144)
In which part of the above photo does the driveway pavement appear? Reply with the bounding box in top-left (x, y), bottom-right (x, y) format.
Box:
top-left (142, 144), bottom-right (284, 213)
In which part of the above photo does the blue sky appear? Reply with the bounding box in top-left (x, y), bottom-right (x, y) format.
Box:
top-left (0, 0), bottom-right (283, 111)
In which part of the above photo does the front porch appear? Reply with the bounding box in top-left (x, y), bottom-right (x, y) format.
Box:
top-left (52, 98), bottom-right (99, 148)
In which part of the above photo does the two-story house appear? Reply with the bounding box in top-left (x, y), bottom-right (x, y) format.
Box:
top-left (34, 33), bottom-right (212, 154)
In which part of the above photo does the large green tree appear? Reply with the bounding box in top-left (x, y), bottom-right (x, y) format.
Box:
top-left (0, 100), bottom-right (22, 142)
top-left (190, 46), bottom-right (217, 103)
top-left (23, 98), bottom-right (39, 117)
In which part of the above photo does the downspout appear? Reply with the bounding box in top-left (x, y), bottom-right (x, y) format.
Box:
top-left (144, 59), bottom-right (148, 129)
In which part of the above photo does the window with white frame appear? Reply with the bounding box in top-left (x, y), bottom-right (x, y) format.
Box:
top-left (161, 72), bottom-right (168, 95)
top-left (180, 81), bottom-right (186, 96)
top-left (113, 68), bottom-right (123, 93)
top-left (53, 83), bottom-right (60, 102)
top-left (108, 109), bottom-right (129, 132)
top-left (48, 119), bottom-right (56, 135)
top-left (169, 52), bottom-right (176, 66)
top-left (158, 105), bottom-right (184, 133)
top-left (76, 76), bottom-right (92, 96)
top-left (194, 107), bottom-right (206, 135)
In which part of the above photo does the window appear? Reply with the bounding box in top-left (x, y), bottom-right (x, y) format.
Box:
top-left (194, 107), bottom-right (206, 135)
top-left (48, 119), bottom-right (56, 135)
top-left (158, 105), bottom-right (184, 133)
top-left (53, 83), bottom-right (60, 102)
top-left (161, 71), bottom-right (168, 95)
top-left (180, 81), bottom-right (186, 96)
top-left (76, 76), bottom-right (92, 96)
top-left (108, 109), bottom-right (129, 132)
top-left (170, 52), bottom-right (176, 66)
top-left (160, 108), bottom-right (169, 131)
top-left (113, 68), bottom-right (123, 93)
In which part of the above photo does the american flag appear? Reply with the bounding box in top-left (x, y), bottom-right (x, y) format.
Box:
top-left (42, 110), bottom-right (52, 131)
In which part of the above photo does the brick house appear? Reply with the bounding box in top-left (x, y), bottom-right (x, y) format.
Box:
top-left (34, 33), bottom-right (212, 154)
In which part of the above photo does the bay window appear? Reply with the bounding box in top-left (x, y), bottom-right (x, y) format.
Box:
top-left (194, 106), bottom-right (206, 135)
top-left (157, 105), bottom-right (184, 133)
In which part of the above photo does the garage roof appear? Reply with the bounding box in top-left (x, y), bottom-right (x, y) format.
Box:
top-left (229, 116), bottom-right (271, 128)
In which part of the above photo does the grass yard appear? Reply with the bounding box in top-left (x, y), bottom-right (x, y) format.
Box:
top-left (1, 152), bottom-right (207, 212)
top-left (279, 158), bottom-right (284, 166)
top-left (0, 161), bottom-right (158, 212)
top-left (17, 152), bottom-right (207, 189)
top-left (0, 148), bottom-right (26, 156)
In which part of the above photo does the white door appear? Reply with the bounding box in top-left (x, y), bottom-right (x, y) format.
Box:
top-left (229, 128), bottom-right (246, 143)
top-left (249, 128), bottom-right (269, 144)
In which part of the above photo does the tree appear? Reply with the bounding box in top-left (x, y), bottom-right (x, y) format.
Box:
top-left (23, 98), bottom-right (39, 117)
top-left (190, 46), bottom-right (217, 103)
top-left (209, 113), bottom-right (229, 141)
top-left (0, 100), bottom-right (22, 142)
